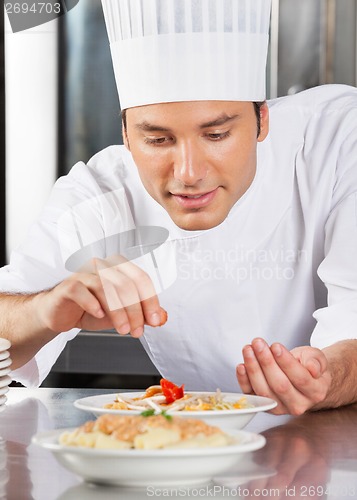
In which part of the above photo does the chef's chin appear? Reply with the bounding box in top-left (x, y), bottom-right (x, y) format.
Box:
top-left (169, 209), bottom-right (228, 231)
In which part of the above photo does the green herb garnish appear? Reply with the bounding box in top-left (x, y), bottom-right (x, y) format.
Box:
top-left (140, 409), bottom-right (173, 421)
top-left (140, 409), bottom-right (156, 417)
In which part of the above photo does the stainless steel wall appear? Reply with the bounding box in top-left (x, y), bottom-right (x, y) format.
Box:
top-left (59, 0), bottom-right (122, 176)
top-left (269, 0), bottom-right (357, 98)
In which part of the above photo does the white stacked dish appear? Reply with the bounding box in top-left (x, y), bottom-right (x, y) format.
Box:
top-left (0, 339), bottom-right (11, 413)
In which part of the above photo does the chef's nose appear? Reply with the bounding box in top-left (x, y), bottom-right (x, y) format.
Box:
top-left (173, 140), bottom-right (207, 186)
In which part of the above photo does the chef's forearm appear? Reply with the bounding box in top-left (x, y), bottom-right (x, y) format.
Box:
top-left (0, 292), bottom-right (56, 370)
top-left (313, 339), bottom-right (357, 410)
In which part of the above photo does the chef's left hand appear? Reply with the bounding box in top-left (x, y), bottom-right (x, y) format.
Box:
top-left (236, 338), bottom-right (332, 415)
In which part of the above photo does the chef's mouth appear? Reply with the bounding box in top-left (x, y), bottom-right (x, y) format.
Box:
top-left (170, 188), bottom-right (219, 209)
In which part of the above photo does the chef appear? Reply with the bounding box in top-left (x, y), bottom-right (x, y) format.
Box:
top-left (1, 0), bottom-right (357, 415)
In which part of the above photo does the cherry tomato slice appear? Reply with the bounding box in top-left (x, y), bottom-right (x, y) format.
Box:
top-left (160, 378), bottom-right (185, 404)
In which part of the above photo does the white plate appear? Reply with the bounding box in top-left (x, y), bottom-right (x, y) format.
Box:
top-left (0, 351), bottom-right (10, 362)
top-left (74, 392), bottom-right (277, 429)
top-left (0, 386), bottom-right (9, 397)
top-left (32, 428), bottom-right (265, 487)
top-left (0, 376), bottom-right (11, 389)
top-left (58, 463), bottom-right (276, 500)
top-left (0, 358), bottom-right (11, 370)
top-left (0, 368), bottom-right (11, 378)
top-left (0, 338), bottom-right (11, 351)
top-left (0, 395), bottom-right (7, 405)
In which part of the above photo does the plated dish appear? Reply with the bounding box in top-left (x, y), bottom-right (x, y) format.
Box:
top-left (60, 413), bottom-right (232, 450)
top-left (74, 380), bottom-right (277, 429)
top-left (104, 380), bottom-right (252, 412)
top-left (33, 414), bottom-right (266, 487)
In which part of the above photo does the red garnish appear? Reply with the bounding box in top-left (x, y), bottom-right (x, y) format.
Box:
top-left (160, 378), bottom-right (184, 404)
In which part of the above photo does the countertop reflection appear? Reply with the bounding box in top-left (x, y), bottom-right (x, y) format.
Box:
top-left (0, 388), bottom-right (356, 500)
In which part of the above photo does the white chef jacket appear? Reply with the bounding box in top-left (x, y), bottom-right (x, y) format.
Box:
top-left (2, 84), bottom-right (357, 389)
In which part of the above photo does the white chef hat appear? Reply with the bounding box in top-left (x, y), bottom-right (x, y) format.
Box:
top-left (101, 0), bottom-right (271, 109)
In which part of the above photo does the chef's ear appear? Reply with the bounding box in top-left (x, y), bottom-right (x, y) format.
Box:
top-left (122, 124), bottom-right (130, 150)
top-left (122, 109), bottom-right (131, 150)
top-left (257, 102), bottom-right (269, 142)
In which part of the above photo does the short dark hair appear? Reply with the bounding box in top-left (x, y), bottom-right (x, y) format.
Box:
top-left (122, 101), bottom-right (265, 138)
top-left (253, 101), bottom-right (265, 137)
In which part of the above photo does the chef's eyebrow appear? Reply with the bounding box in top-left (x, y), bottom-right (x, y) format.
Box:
top-left (135, 114), bottom-right (239, 133)
top-left (135, 122), bottom-right (171, 132)
top-left (199, 114), bottom-right (239, 128)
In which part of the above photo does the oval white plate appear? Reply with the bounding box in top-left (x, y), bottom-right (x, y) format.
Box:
top-left (32, 428), bottom-right (266, 487)
top-left (74, 392), bottom-right (277, 429)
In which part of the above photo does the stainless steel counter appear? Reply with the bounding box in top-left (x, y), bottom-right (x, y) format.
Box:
top-left (1, 388), bottom-right (357, 500)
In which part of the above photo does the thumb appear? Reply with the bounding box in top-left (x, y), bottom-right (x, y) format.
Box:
top-left (304, 357), bottom-right (323, 378)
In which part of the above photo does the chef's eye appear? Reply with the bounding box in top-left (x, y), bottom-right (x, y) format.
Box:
top-left (206, 131), bottom-right (231, 141)
top-left (144, 136), bottom-right (173, 146)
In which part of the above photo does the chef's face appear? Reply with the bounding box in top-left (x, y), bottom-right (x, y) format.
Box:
top-left (123, 100), bottom-right (269, 230)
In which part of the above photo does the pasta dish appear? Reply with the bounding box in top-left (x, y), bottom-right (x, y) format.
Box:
top-left (104, 379), bottom-right (252, 412)
top-left (59, 413), bottom-right (233, 450)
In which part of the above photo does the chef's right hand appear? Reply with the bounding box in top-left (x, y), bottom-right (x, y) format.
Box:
top-left (34, 257), bottom-right (167, 338)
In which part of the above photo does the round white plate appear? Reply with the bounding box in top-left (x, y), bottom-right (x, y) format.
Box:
top-left (0, 358), bottom-right (11, 370)
top-left (0, 339), bottom-right (11, 351)
top-left (32, 428), bottom-right (266, 487)
top-left (0, 386), bottom-right (9, 397)
top-left (0, 351), bottom-right (10, 362)
top-left (0, 368), bottom-right (11, 378)
top-left (0, 376), bottom-right (12, 389)
top-left (74, 392), bottom-right (277, 429)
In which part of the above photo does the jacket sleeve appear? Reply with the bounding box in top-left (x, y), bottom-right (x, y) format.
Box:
top-left (311, 115), bottom-right (357, 349)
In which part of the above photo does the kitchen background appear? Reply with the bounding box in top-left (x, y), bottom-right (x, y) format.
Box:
top-left (1, 0), bottom-right (357, 387)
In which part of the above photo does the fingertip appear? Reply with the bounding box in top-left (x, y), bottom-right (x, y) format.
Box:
top-left (149, 309), bottom-right (168, 327)
top-left (271, 343), bottom-right (283, 357)
top-left (95, 307), bottom-right (105, 318)
top-left (116, 323), bottom-right (130, 335)
top-left (242, 345), bottom-right (254, 359)
top-left (149, 312), bottom-right (161, 327)
top-left (158, 308), bottom-right (168, 326)
top-left (236, 364), bottom-right (246, 377)
top-left (236, 365), bottom-right (253, 394)
top-left (131, 326), bottom-right (144, 338)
